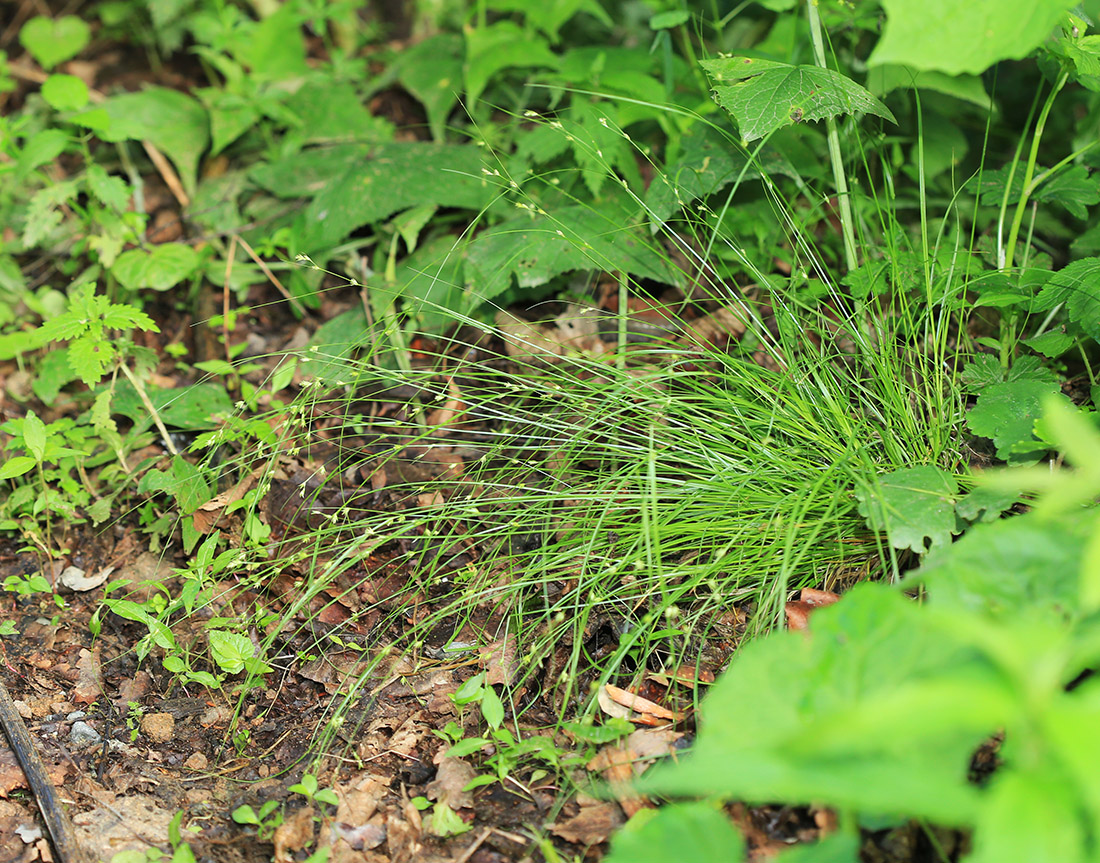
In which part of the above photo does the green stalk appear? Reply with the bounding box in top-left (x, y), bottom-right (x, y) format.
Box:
top-left (806, 0), bottom-right (857, 273)
top-left (1003, 70), bottom-right (1069, 273)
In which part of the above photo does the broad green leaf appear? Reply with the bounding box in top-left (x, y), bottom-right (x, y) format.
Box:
top-left (488, 0), bottom-right (612, 40)
top-left (283, 80), bottom-right (394, 146)
top-left (855, 466), bottom-right (959, 554)
top-left (967, 770), bottom-right (1087, 863)
top-left (464, 21), bottom-right (560, 106)
top-left (1024, 328), bottom-right (1076, 358)
top-left (289, 144), bottom-right (492, 252)
top-left (384, 234), bottom-right (469, 333)
top-left (914, 510), bottom-right (1088, 620)
top-left (31, 349), bottom-right (78, 405)
top-left (208, 630), bottom-right (254, 675)
top-left (111, 382), bottom-right (233, 431)
top-left (650, 11), bottom-right (690, 30)
top-left (604, 804), bottom-right (744, 863)
top-left (74, 87), bottom-right (209, 196)
top-left (19, 16), bottom-right (90, 70)
top-left (196, 88), bottom-right (260, 156)
top-left (869, 0), bottom-right (1078, 76)
top-left (466, 204), bottom-right (682, 303)
top-left (112, 243), bottom-right (200, 292)
top-left (239, 5), bottom-right (308, 82)
top-left (41, 74), bottom-right (89, 111)
top-left (0, 456), bottom-right (36, 479)
top-left (646, 125), bottom-right (799, 226)
top-left (299, 307), bottom-right (373, 384)
top-left (865, 65), bottom-right (990, 108)
top-left (1034, 257), bottom-right (1100, 343)
top-left (68, 337), bottom-right (116, 385)
top-left (250, 143), bottom-right (368, 197)
top-left (16, 129), bottom-right (69, 176)
top-left (394, 33), bottom-right (464, 142)
top-left (641, 585), bottom-right (990, 823)
top-left (967, 380), bottom-right (1068, 461)
top-left (701, 57), bottom-right (895, 144)
top-left (22, 412), bottom-right (47, 462)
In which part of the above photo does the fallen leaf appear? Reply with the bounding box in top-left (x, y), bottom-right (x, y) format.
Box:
top-left (59, 565), bottom-right (113, 592)
top-left (801, 587), bottom-right (841, 607)
top-left (602, 684), bottom-right (683, 721)
top-left (550, 802), bottom-right (624, 845)
top-left (72, 647), bottom-right (104, 704)
top-left (273, 804), bottom-right (315, 863)
top-left (426, 758), bottom-right (476, 810)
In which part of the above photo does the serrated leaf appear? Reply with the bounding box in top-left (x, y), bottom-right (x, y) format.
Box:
top-left (85, 164), bottom-right (132, 211)
top-left (967, 380), bottom-right (1068, 460)
top-left (856, 466), bottom-right (959, 554)
top-left (112, 243), bottom-right (200, 292)
top-left (1024, 328), bottom-right (1076, 358)
top-left (1034, 257), bottom-right (1100, 342)
top-left (701, 57), bottom-right (895, 143)
top-left (284, 80), bottom-right (395, 146)
top-left (68, 337), bottom-right (116, 385)
top-left (208, 630), bottom-right (253, 675)
top-left (869, 0), bottom-right (1077, 76)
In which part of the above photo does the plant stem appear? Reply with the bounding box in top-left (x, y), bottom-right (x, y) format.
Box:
top-left (119, 363), bottom-right (179, 456)
top-left (806, 0), bottom-right (857, 273)
top-left (1003, 70), bottom-right (1069, 274)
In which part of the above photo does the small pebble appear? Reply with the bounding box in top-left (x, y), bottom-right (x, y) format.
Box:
top-left (140, 712), bottom-right (175, 744)
top-left (69, 721), bottom-right (102, 749)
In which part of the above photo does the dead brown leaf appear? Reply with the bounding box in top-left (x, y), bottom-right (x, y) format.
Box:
top-left (273, 804), bottom-right (315, 863)
top-left (425, 758), bottom-right (476, 811)
top-left (550, 801), bottom-right (624, 846)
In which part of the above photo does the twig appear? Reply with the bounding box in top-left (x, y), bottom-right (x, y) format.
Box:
top-left (0, 678), bottom-right (89, 862)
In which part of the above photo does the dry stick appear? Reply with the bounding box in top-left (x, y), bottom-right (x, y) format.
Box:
top-left (235, 235), bottom-right (307, 316)
top-left (0, 678), bottom-right (89, 863)
top-left (223, 234), bottom-right (237, 364)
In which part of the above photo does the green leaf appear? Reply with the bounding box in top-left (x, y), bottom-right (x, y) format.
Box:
top-left (284, 80), bottom-right (394, 146)
top-left (855, 466), bottom-right (959, 554)
top-left (19, 16), bottom-right (90, 71)
top-left (41, 74), bottom-right (89, 111)
top-left (701, 57), bottom-right (896, 144)
top-left (111, 382), bottom-right (234, 431)
top-left (914, 510), bottom-right (1088, 620)
top-left (869, 0), bottom-right (1078, 75)
top-left (85, 164), bottom-right (132, 211)
top-left (444, 737), bottom-right (489, 758)
top-left (605, 803), bottom-right (744, 863)
top-left (1034, 257), bottom-right (1100, 343)
top-left (208, 630), bottom-right (254, 675)
top-left (112, 243), bottom-right (200, 292)
top-left (650, 11), bottom-right (691, 30)
top-left (480, 686), bottom-right (504, 729)
top-left (394, 33), bottom-right (464, 142)
top-left (239, 5), bottom-right (308, 82)
top-left (1024, 328), bottom-right (1076, 358)
top-left (74, 87), bottom-right (209, 196)
top-left (646, 125), bottom-right (799, 226)
top-left (967, 380), bottom-right (1068, 461)
top-left (865, 65), bottom-right (990, 108)
top-left (68, 337), bottom-right (117, 385)
top-left (261, 143), bottom-right (491, 253)
top-left (0, 456), bottom-right (37, 479)
top-left (968, 771), bottom-right (1087, 863)
top-left (640, 585), bottom-right (991, 823)
top-left (464, 21), bottom-right (560, 106)
top-left (299, 307), bottom-right (372, 384)
top-left (22, 411), bottom-right (47, 463)
top-left (466, 203), bottom-right (682, 304)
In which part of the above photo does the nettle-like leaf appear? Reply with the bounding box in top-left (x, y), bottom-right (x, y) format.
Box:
top-left (112, 243), bottom-right (201, 292)
top-left (959, 354), bottom-right (1058, 393)
top-left (855, 465), bottom-right (960, 554)
top-left (701, 57), bottom-right (895, 144)
top-left (869, 0), bottom-right (1078, 76)
top-left (967, 380), bottom-right (1071, 461)
top-left (1034, 257), bottom-right (1100, 343)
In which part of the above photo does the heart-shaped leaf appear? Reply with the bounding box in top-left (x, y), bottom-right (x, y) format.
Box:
top-left (19, 16), bottom-right (90, 71)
